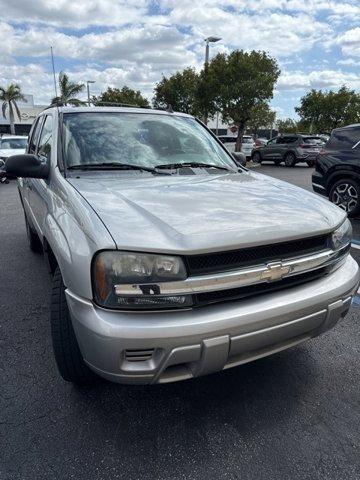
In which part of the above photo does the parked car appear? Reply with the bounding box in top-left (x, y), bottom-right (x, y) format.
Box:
top-left (312, 124), bottom-right (360, 216)
top-left (6, 106), bottom-right (359, 386)
top-left (0, 135), bottom-right (28, 161)
top-left (218, 134), bottom-right (254, 158)
top-left (0, 159), bottom-right (9, 184)
top-left (252, 134), bottom-right (323, 167)
top-left (254, 137), bottom-right (268, 147)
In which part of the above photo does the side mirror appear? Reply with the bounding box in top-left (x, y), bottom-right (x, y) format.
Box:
top-left (232, 151), bottom-right (246, 167)
top-left (5, 154), bottom-right (49, 179)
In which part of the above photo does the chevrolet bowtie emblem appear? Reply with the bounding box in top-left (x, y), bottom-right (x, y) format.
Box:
top-left (261, 262), bottom-right (291, 282)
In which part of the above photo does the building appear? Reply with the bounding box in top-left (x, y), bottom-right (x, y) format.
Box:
top-left (207, 112), bottom-right (278, 139)
top-left (0, 94), bottom-right (47, 135)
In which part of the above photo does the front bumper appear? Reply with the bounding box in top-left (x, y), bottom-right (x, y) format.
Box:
top-left (66, 255), bottom-right (359, 384)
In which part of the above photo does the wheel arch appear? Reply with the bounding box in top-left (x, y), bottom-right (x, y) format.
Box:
top-left (283, 149), bottom-right (296, 160)
top-left (43, 237), bottom-right (59, 275)
top-left (326, 171), bottom-right (360, 195)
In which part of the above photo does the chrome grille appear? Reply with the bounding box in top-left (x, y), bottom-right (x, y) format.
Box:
top-left (185, 234), bottom-right (330, 276)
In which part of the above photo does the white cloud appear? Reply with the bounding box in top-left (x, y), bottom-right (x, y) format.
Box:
top-left (278, 69), bottom-right (360, 90)
top-left (337, 58), bottom-right (360, 66)
top-left (0, 0), bottom-right (148, 28)
top-left (334, 27), bottom-right (360, 58)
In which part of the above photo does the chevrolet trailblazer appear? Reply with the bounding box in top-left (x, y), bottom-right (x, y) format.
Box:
top-left (6, 107), bottom-right (359, 385)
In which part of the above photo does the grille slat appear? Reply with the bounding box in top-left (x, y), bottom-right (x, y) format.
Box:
top-left (185, 235), bottom-right (329, 276)
top-left (125, 349), bottom-right (154, 362)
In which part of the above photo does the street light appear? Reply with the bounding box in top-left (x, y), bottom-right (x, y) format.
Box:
top-left (86, 80), bottom-right (95, 106)
top-left (204, 36), bottom-right (221, 125)
top-left (204, 36), bottom-right (221, 64)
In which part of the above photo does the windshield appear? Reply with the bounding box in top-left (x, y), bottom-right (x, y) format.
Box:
top-left (242, 137), bottom-right (254, 144)
top-left (0, 138), bottom-right (27, 149)
top-left (62, 112), bottom-right (237, 171)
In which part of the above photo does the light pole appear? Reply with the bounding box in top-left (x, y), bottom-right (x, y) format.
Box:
top-left (86, 80), bottom-right (95, 106)
top-left (204, 36), bottom-right (221, 125)
top-left (204, 36), bottom-right (221, 64)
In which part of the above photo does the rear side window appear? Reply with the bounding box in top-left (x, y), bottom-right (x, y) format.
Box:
top-left (28, 117), bottom-right (43, 154)
top-left (327, 128), bottom-right (360, 150)
top-left (284, 137), bottom-right (298, 144)
top-left (303, 137), bottom-right (323, 145)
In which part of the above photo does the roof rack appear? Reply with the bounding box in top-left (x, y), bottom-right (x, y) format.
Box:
top-left (92, 101), bottom-right (151, 109)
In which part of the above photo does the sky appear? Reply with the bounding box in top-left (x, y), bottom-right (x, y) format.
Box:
top-left (0, 0), bottom-right (359, 119)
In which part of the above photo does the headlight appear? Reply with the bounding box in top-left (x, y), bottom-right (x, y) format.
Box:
top-left (330, 219), bottom-right (352, 251)
top-left (93, 251), bottom-right (192, 310)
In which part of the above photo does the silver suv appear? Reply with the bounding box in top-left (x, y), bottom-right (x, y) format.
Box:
top-left (6, 107), bottom-right (359, 385)
top-left (252, 134), bottom-right (324, 167)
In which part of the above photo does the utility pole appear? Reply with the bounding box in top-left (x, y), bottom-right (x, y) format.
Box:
top-left (203, 36), bottom-right (221, 125)
top-left (86, 80), bottom-right (95, 107)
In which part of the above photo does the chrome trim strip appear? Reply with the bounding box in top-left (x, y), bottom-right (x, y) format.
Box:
top-left (312, 182), bottom-right (326, 191)
top-left (115, 248), bottom-right (348, 297)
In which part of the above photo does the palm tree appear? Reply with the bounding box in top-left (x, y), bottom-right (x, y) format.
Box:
top-left (51, 71), bottom-right (85, 106)
top-left (0, 84), bottom-right (27, 135)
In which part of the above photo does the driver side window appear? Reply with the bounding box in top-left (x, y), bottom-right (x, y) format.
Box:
top-left (37, 116), bottom-right (53, 160)
top-left (28, 117), bottom-right (43, 154)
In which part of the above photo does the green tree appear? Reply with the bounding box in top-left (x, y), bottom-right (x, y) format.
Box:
top-left (94, 86), bottom-right (149, 107)
top-left (0, 83), bottom-right (27, 135)
top-left (153, 68), bottom-right (202, 116)
top-left (247, 102), bottom-right (276, 137)
top-left (277, 118), bottom-right (299, 133)
top-left (207, 50), bottom-right (280, 151)
top-left (51, 71), bottom-right (85, 106)
top-left (296, 86), bottom-right (360, 132)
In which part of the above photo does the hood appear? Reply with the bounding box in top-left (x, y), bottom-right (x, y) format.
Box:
top-left (0, 148), bottom-right (26, 158)
top-left (67, 171), bottom-right (346, 254)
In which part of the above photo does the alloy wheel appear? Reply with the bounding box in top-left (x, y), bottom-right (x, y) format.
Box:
top-left (331, 183), bottom-right (358, 212)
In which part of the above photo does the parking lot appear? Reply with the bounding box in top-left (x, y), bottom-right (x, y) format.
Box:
top-left (1, 165), bottom-right (360, 480)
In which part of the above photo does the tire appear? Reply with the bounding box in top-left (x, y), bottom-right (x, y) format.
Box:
top-left (329, 178), bottom-right (360, 216)
top-left (50, 267), bottom-right (98, 384)
top-left (306, 160), bottom-right (315, 168)
top-left (284, 152), bottom-right (296, 167)
top-left (25, 215), bottom-right (43, 253)
top-left (252, 151), bottom-right (262, 163)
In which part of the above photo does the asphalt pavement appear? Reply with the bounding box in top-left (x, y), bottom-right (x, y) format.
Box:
top-left (1, 167), bottom-right (359, 480)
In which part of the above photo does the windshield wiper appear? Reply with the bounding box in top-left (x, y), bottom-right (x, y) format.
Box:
top-left (154, 162), bottom-right (233, 172)
top-left (67, 162), bottom-right (170, 175)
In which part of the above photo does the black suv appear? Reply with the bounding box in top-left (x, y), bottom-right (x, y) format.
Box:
top-left (252, 134), bottom-right (324, 167)
top-left (312, 124), bottom-right (360, 215)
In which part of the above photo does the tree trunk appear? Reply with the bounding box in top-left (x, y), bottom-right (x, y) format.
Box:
top-left (9, 102), bottom-right (15, 135)
top-left (235, 121), bottom-right (245, 152)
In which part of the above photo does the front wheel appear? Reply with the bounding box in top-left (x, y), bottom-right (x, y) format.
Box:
top-left (252, 151), bottom-right (262, 164)
top-left (50, 267), bottom-right (98, 385)
top-left (329, 179), bottom-right (360, 216)
top-left (284, 152), bottom-right (296, 167)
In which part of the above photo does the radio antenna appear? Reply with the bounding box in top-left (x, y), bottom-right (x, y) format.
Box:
top-left (50, 46), bottom-right (58, 98)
